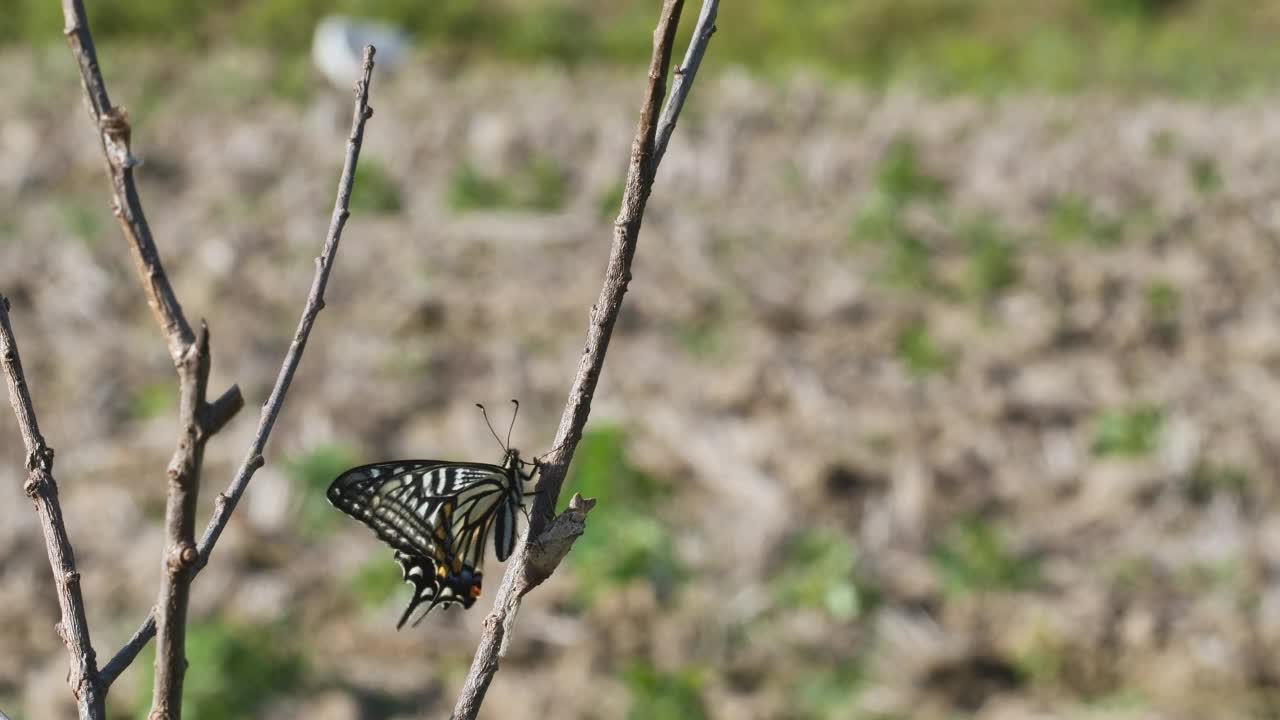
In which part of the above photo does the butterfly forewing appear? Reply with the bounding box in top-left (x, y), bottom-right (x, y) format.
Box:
top-left (327, 461), bottom-right (455, 557)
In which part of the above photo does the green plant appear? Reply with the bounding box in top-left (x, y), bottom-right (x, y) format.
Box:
top-left (447, 156), bottom-right (570, 213)
top-left (10, 1), bottom-right (1280, 98)
top-left (1145, 280), bottom-right (1180, 327)
top-left (55, 195), bottom-right (105, 246)
top-left (129, 381), bottom-right (177, 421)
top-left (561, 428), bottom-right (683, 602)
top-left (964, 216), bottom-right (1019, 299)
top-left (1188, 155), bottom-right (1222, 194)
top-left (876, 138), bottom-right (944, 202)
top-left (1092, 405), bottom-right (1163, 456)
top-left (882, 230), bottom-right (932, 289)
top-left (348, 159), bottom-right (402, 215)
top-left (597, 179), bottom-right (626, 221)
top-left (852, 200), bottom-right (931, 289)
top-left (1176, 558), bottom-right (1241, 593)
top-left (624, 664), bottom-right (708, 720)
top-left (285, 444), bottom-right (358, 537)
top-left (268, 54), bottom-right (315, 103)
top-left (896, 321), bottom-right (949, 376)
top-left (1183, 463), bottom-right (1249, 505)
top-left (1090, 0), bottom-right (1186, 19)
top-left (1150, 129), bottom-right (1177, 156)
top-left (501, 2), bottom-right (598, 63)
top-left (1146, 279), bottom-right (1181, 346)
top-left (560, 427), bottom-right (657, 509)
top-left (133, 619), bottom-right (303, 720)
top-left (1014, 625), bottom-right (1066, 686)
top-left (933, 517), bottom-right (1038, 595)
top-left (851, 137), bottom-right (946, 289)
top-left (674, 301), bottom-right (733, 360)
top-left (523, 156), bottom-right (570, 211)
top-left (772, 529), bottom-right (874, 621)
top-left (346, 556), bottom-right (406, 609)
top-left (1048, 195), bottom-right (1124, 247)
top-left (790, 662), bottom-right (865, 720)
top-left (1108, 554), bottom-right (1160, 591)
top-left (448, 163), bottom-right (512, 211)
top-left (1076, 687), bottom-right (1150, 715)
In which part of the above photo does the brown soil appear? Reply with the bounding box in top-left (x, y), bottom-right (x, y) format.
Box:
top-left (2, 49), bottom-right (1280, 719)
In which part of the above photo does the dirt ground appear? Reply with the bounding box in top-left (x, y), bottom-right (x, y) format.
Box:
top-left (3, 48), bottom-right (1280, 719)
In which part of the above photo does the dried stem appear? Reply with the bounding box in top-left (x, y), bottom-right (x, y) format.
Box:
top-left (99, 47), bottom-right (379, 691)
top-left (448, 1), bottom-right (718, 717)
top-left (0, 296), bottom-right (105, 720)
top-left (654, 0), bottom-right (718, 166)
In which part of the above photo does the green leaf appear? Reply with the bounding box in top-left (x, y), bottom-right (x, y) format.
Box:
top-left (624, 664), bottom-right (708, 720)
top-left (286, 444), bottom-right (359, 537)
top-left (1092, 405), bottom-right (1163, 457)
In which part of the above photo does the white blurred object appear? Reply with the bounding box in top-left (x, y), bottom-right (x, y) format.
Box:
top-left (312, 15), bottom-right (410, 89)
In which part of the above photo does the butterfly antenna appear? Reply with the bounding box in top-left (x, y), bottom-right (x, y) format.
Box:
top-left (506, 399), bottom-right (519, 450)
top-left (476, 403), bottom-right (506, 451)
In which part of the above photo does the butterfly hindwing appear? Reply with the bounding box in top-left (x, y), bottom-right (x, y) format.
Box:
top-left (393, 551), bottom-right (482, 628)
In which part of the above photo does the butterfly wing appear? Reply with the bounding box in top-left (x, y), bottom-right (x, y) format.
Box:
top-left (328, 460), bottom-right (511, 557)
top-left (327, 461), bottom-right (448, 557)
top-left (393, 551), bottom-right (481, 629)
top-left (446, 454), bottom-right (530, 562)
top-left (330, 455), bottom-right (530, 627)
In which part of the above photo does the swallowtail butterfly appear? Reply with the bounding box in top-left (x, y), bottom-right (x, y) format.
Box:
top-left (328, 402), bottom-right (537, 627)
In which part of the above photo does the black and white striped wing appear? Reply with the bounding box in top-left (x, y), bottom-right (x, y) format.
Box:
top-left (326, 460), bottom-right (506, 558)
top-left (447, 474), bottom-right (520, 563)
top-left (329, 454), bottom-right (528, 627)
top-left (393, 551), bottom-right (481, 628)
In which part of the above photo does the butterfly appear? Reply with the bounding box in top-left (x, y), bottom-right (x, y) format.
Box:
top-left (328, 402), bottom-right (538, 628)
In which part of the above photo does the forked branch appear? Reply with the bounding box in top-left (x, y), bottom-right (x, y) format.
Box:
top-left (99, 47), bottom-right (380, 691)
top-left (0, 296), bottom-right (105, 720)
top-left (449, 1), bottom-right (720, 717)
top-left (60, 2), bottom-right (244, 713)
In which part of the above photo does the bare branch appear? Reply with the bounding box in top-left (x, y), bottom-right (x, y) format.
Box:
top-left (61, 0), bottom-right (205, 368)
top-left (654, 0), bottom-right (718, 166)
top-left (99, 47), bottom-right (379, 691)
top-left (0, 296), bottom-right (105, 720)
top-left (449, 2), bottom-right (711, 717)
top-left (58, 2), bottom-right (253, 712)
top-left (149, 322), bottom-right (214, 718)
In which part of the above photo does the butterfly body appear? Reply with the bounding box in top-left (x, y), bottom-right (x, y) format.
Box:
top-left (329, 447), bottom-right (535, 627)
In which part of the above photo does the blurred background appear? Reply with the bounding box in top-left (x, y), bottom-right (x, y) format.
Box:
top-left (3, 0), bottom-right (1280, 718)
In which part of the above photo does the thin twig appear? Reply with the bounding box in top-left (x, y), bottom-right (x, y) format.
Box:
top-left (61, 0), bottom-right (216, 372)
top-left (654, 0), bottom-right (718, 166)
top-left (99, 47), bottom-right (379, 691)
top-left (448, 2), bottom-right (707, 717)
top-left (0, 296), bottom-right (105, 720)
